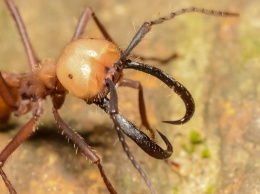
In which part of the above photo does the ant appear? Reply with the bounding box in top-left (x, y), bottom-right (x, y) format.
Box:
top-left (0, 0), bottom-right (238, 193)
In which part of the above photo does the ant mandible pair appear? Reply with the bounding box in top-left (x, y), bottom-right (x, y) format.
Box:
top-left (0, 0), bottom-right (238, 193)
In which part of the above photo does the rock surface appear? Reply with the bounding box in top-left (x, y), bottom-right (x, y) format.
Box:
top-left (0, 0), bottom-right (259, 194)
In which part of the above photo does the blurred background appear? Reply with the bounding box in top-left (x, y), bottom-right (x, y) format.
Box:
top-left (0, 0), bottom-right (259, 193)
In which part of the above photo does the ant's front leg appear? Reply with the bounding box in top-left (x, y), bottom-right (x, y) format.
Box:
top-left (103, 80), bottom-right (172, 159)
top-left (52, 107), bottom-right (117, 194)
top-left (119, 78), bottom-right (156, 140)
top-left (100, 79), bottom-right (175, 194)
top-left (97, 82), bottom-right (156, 194)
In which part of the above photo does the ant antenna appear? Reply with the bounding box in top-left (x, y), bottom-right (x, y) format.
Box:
top-left (121, 7), bottom-right (239, 60)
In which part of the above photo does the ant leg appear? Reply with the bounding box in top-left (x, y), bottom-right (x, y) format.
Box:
top-left (103, 79), bottom-right (174, 193)
top-left (0, 72), bottom-right (17, 110)
top-left (0, 117), bottom-right (38, 194)
top-left (119, 78), bottom-right (156, 140)
top-left (114, 122), bottom-right (156, 194)
top-left (121, 8), bottom-right (238, 60)
top-left (0, 168), bottom-right (16, 194)
top-left (72, 7), bottom-right (92, 40)
top-left (96, 95), bottom-right (172, 159)
top-left (125, 59), bottom-right (195, 124)
top-left (72, 7), bottom-right (114, 43)
top-left (131, 52), bottom-right (178, 65)
top-left (52, 107), bottom-right (117, 194)
top-left (74, 8), bottom-right (177, 62)
top-left (89, 8), bottom-right (114, 42)
top-left (51, 93), bottom-right (66, 110)
top-left (96, 96), bottom-right (156, 194)
top-left (96, 96), bottom-right (173, 193)
top-left (4, 0), bottom-right (39, 71)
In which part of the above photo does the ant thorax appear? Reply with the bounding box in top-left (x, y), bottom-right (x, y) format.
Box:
top-left (19, 58), bottom-right (61, 101)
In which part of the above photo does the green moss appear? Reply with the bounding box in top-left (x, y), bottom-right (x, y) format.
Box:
top-left (240, 36), bottom-right (260, 63)
top-left (181, 131), bottom-right (212, 159)
top-left (202, 148), bottom-right (211, 158)
top-left (172, 187), bottom-right (180, 194)
top-left (190, 130), bottom-right (204, 145)
top-left (206, 185), bottom-right (215, 194)
top-left (181, 144), bottom-right (195, 154)
top-left (119, 174), bottom-right (133, 190)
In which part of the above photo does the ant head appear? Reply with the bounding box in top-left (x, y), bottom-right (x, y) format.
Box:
top-left (56, 38), bottom-right (120, 101)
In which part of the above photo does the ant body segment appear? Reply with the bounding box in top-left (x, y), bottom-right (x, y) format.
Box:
top-left (0, 0), bottom-right (238, 193)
